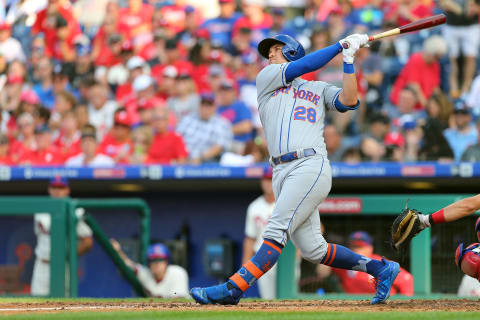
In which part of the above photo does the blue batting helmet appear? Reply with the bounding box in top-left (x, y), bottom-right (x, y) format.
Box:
top-left (257, 34), bottom-right (305, 62)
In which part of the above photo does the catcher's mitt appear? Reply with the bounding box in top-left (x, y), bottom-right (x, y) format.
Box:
top-left (391, 208), bottom-right (425, 250)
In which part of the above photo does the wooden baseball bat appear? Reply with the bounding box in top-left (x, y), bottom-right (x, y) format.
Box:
top-left (368, 14), bottom-right (447, 42)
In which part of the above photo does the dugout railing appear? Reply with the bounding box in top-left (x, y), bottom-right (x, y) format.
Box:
top-left (276, 194), bottom-right (475, 299)
top-left (0, 197), bottom-right (150, 297)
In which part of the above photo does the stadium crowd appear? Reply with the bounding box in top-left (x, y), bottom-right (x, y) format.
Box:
top-left (0, 0), bottom-right (479, 166)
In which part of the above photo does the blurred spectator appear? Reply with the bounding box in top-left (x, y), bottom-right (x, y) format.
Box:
top-left (32, 57), bottom-right (54, 109)
top-left (87, 80), bottom-right (118, 140)
top-left (146, 107), bottom-right (188, 164)
top-left (1, 74), bottom-right (25, 113)
top-left (267, 8), bottom-right (295, 38)
top-left (360, 113), bottom-right (390, 161)
top-left (18, 124), bottom-right (62, 166)
top-left (440, 0), bottom-right (479, 98)
top-left (388, 86), bottom-right (423, 127)
top-left (116, 55), bottom-right (147, 105)
top-left (326, 6), bottom-right (349, 42)
top-left (111, 240), bottom-right (189, 298)
top-left (0, 134), bottom-right (11, 165)
top-left (421, 89), bottom-right (453, 129)
top-left (328, 231), bottom-right (414, 296)
top-left (467, 71), bottom-right (480, 117)
top-left (66, 124), bottom-right (114, 166)
top-left (176, 5), bottom-right (202, 51)
top-left (237, 52), bottom-right (262, 133)
top-left (130, 74), bottom-right (169, 126)
top-left (50, 14), bottom-right (76, 62)
top-left (53, 111), bottom-right (82, 161)
top-left (73, 0), bottom-right (110, 36)
top-left (98, 109), bottom-right (134, 164)
top-left (52, 63), bottom-right (79, 100)
top-left (134, 100), bottom-right (155, 128)
top-left (130, 125), bottom-right (153, 165)
top-left (444, 100), bottom-right (477, 162)
top-left (18, 90), bottom-right (40, 118)
top-left (419, 118), bottom-right (454, 162)
top-left (34, 106), bottom-right (51, 129)
top-left (156, 65), bottom-right (178, 100)
top-left (462, 118), bottom-right (480, 162)
top-left (0, 22), bottom-right (25, 62)
top-left (92, 17), bottom-right (123, 67)
top-left (385, 0), bottom-right (433, 27)
top-left (72, 37), bottom-right (94, 88)
top-left (233, 0), bottom-right (272, 45)
top-left (152, 39), bottom-right (194, 89)
top-left (359, 43), bottom-right (384, 113)
top-left (50, 90), bottom-right (76, 131)
top-left (324, 124), bottom-right (347, 162)
top-left (32, 0), bottom-right (81, 60)
top-left (383, 131), bottom-right (405, 162)
top-left (166, 72), bottom-right (199, 121)
top-left (217, 79), bottom-right (253, 154)
top-left (342, 147), bottom-right (362, 164)
top-left (177, 93), bottom-right (233, 164)
top-left (117, 0), bottom-right (153, 50)
top-left (390, 36), bottom-right (447, 110)
top-left (202, 0), bottom-right (241, 50)
top-left (10, 112), bottom-right (36, 163)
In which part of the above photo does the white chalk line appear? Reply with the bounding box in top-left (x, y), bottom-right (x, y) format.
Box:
top-left (0, 305), bottom-right (145, 312)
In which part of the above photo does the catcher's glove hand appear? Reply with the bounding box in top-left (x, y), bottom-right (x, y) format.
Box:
top-left (391, 208), bottom-right (428, 250)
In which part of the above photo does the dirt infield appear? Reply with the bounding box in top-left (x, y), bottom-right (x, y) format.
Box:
top-left (0, 299), bottom-right (479, 315)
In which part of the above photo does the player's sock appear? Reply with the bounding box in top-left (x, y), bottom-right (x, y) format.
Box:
top-left (429, 208), bottom-right (446, 225)
top-left (228, 239), bottom-right (283, 295)
top-left (321, 243), bottom-right (384, 277)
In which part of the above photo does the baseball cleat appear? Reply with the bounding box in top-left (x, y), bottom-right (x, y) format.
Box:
top-left (190, 282), bottom-right (241, 305)
top-left (371, 258), bottom-right (400, 305)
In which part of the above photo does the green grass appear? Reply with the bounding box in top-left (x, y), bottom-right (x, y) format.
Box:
top-left (2, 311), bottom-right (480, 320)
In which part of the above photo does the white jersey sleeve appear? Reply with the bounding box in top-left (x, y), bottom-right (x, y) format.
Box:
top-left (256, 63), bottom-right (290, 106)
top-left (75, 208), bottom-right (93, 238)
top-left (244, 202), bottom-right (257, 239)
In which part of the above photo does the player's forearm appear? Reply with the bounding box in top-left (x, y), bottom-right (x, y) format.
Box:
top-left (284, 43), bottom-right (343, 82)
top-left (338, 73), bottom-right (358, 106)
top-left (444, 195), bottom-right (480, 222)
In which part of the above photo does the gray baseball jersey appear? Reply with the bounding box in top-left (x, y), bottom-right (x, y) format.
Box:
top-left (256, 62), bottom-right (342, 262)
top-left (256, 62), bottom-right (341, 158)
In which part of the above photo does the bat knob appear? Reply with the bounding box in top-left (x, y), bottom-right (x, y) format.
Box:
top-left (368, 36), bottom-right (374, 42)
top-left (341, 41), bottom-right (350, 49)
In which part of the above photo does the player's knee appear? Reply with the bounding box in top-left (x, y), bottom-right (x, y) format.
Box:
top-left (298, 237), bottom-right (328, 264)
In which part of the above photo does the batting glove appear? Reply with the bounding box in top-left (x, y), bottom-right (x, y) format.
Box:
top-left (339, 34), bottom-right (369, 64)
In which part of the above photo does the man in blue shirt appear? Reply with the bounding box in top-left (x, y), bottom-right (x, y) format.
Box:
top-left (217, 79), bottom-right (253, 153)
top-left (201, 0), bottom-right (242, 50)
top-left (444, 101), bottom-right (478, 162)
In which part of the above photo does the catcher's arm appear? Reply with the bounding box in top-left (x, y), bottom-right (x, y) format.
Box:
top-left (438, 194), bottom-right (480, 223)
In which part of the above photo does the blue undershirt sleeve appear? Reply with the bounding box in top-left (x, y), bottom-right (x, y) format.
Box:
top-left (284, 42), bottom-right (343, 83)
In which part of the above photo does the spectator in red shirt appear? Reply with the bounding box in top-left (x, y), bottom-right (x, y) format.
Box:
top-left (92, 17), bottom-right (124, 67)
top-left (32, 0), bottom-right (81, 58)
top-left (116, 55), bottom-right (147, 105)
top-left (10, 113), bottom-right (37, 164)
top-left (330, 231), bottom-right (413, 296)
top-left (0, 134), bottom-right (12, 165)
top-left (146, 107), bottom-right (188, 164)
top-left (233, 0), bottom-right (272, 45)
top-left (65, 124), bottom-right (115, 167)
top-left (53, 111), bottom-right (82, 161)
top-left (98, 109), bottom-right (134, 164)
top-left (390, 36), bottom-right (447, 110)
top-left (51, 14), bottom-right (76, 62)
top-left (117, 0), bottom-right (153, 50)
top-left (151, 39), bottom-right (194, 87)
top-left (385, 0), bottom-right (433, 27)
top-left (19, 124), bottom-right (63, 166)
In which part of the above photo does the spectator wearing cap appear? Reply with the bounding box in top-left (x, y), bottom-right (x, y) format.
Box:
top-left (92, 15), bottom-right (124, 67)
top-left (146, 107), bottom-right (188, 164)
top-left (462, 118), bottom-right (480, 162)
top-left (383, 131), bottom-right (405, 162)
top-left (0, 134), bottom-right (12, 165)
top-left (267, 7), bottom-right (296, 39)
top-left (242, 168), bottom-right (276, 299)
top-left (18, 124), bottom-right (63, 166)
top-left (444, 101), bottom-right (478, 162)
top-left (360, 113), bottom-right (390, 161)
top-left (176, 5), bottom-right (202, 51)
top-left (237, 52), bottom-right (262, 132)
top-left (115, 55), bottom-right (147, 105)
top-left (87, 80), bottom-right (118, 140)
top-left (158, 0), bottom-right (190, 35)
top-left (177, 93), bottom-right (233, 164)
top-left (32, 0), bottom-right (81, 60)
top-left (66, 124), bottom-right (115, 167)
top-left (98, 109), bottom-right (134, 164)
top-left (217, 79), bottom-right (254, 154)
top-left (72, 36), bottom-right (95, 88)
top-left (233, 0), bottom-right (272, 45)
top-left (17, 90), bottom-right (40, 118)
top-left (326, 231), bottom-right (413, 296)
top-left (0, 22), bottom-right (25, 62)
top-left (201, 0), bottom-right (242, 50)
top-left (390, 36), bottom-right (448, 110)
top-left (53, 111), bottom-right (82, 161)
top-left (167, 72), bottom-right (200, 121)
top-left (31, 176), bottom-right (93, 296)
top-left (10, 113), bottom-right (37, 164)
top-left (111, 240), bottom-right (189, 298)
top-left (156, 65), bottom-right (178, 100)
top-left (32, 57), bottom-right (55, 109)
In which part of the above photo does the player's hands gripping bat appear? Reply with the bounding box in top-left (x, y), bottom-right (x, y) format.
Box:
top-left (391, 208), bottom-right (428, 250)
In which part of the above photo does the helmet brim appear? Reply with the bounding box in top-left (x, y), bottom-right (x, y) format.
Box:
top-left (258, 38), bottom-right (285, 60)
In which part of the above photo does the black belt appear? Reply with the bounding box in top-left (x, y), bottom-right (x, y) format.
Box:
top-left (271, 148), bottom-right (316, 166)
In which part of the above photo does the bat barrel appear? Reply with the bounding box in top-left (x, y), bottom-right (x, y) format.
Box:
top-left (399, 14), bottom-right (447, 34)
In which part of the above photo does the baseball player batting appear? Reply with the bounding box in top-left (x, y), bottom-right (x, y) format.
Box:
top-left (191, 33), bottom-right (400, 305)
